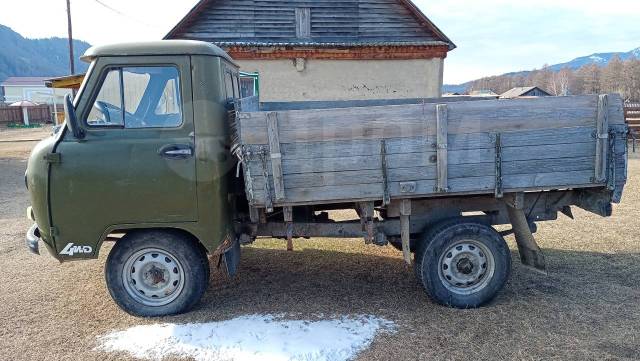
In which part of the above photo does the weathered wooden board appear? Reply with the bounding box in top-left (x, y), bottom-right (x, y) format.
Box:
top-left (243, 126), bottom-right (596, 158)
top-left (251, 170), bottom-right (598, 205)
top-left (245, 141), bottom-right (596, 175)
top-left (250, 156), bottom-right (596, 190)
top-left (234, 94), bottom-right (627, 207)
top-left (239, 95), bottom-right (625, 144)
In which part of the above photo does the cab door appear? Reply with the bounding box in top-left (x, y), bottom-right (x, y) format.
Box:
top-left (49, 56), bottom-right (197, 257)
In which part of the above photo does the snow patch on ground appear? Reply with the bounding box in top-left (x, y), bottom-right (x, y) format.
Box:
top-left (96, 314), bottom-right (395, 361)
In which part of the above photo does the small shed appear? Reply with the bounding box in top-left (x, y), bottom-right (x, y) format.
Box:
top-left (166, 0), bottom-right (455, 102)
top-left (500, 86), bottom-right (551, 99)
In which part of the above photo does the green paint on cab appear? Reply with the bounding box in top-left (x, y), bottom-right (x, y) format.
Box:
top-left (26, 40), bottom-right (239, 261)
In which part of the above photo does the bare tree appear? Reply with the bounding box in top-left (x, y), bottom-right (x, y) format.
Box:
top-left (462, 56), bottom-right (639, 100)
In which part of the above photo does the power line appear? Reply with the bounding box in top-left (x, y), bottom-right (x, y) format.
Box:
top-left (92, 0), bottom-right (160, 28)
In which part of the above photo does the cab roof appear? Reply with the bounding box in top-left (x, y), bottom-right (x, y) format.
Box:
top-left (81, 40), bottom-right (235, 65)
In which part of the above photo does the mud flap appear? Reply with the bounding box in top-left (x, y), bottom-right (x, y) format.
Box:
top-left (221, 239), bottom-right (241, 277)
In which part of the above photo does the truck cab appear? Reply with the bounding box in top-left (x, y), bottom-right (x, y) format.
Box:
top-left (26, 41), bottom-right (240, 316)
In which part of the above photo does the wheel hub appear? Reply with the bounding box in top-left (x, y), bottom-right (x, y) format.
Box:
top-left (438, 240), bottom-right (495, 295)
top-left (122, 248), bottom-right (185, 306)
top-left (456, 258), bottom-right (474, 274)
top-left (144, 264), bottom-right (168, 286)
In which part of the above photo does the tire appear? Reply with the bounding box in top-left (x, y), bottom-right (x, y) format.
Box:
top-left (416, 219), bottom-right (511, 308)
top-left (105, 230), bottom-right (210, 317)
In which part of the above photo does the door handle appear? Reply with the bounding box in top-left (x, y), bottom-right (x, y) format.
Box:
top-left (159, 144), bottom-right (193, 159)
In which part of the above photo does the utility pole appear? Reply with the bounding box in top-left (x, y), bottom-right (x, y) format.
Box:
top-left (66, 0), bottom-right (75, 74)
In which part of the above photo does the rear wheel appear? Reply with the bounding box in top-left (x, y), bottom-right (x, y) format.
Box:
top-left (105, 230), bottom-right (210, 317)
top-left (416, 220), bottom-right (511, 308)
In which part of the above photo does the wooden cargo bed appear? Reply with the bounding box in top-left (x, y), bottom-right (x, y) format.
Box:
top-left (232, 95), bottom-right (628, 209)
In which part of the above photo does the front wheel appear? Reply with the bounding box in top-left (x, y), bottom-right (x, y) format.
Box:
top-left (105, 230), bottom-right (210, 317)
top-left (416, 220), bottom-right (511, 308)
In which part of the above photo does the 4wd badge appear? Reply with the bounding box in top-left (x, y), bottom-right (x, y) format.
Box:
top-left (60, 243), bottom-right (93, 256)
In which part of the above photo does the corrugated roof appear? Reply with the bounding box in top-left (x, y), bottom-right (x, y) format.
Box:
top-left (165, 0), bottom-right (455, 50)
top-left (1, 77), bottom-right (49, 87)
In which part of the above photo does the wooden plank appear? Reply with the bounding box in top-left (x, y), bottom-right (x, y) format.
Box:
top-left (238, 95), bottom-right (608, 144)
top-left (595, 94), bottom-right (609, 182)
top-left (246, 142), bottom-right (594, 176)
top-left (250, 156), bottom-right (595, 190)
top-left (243, 126), bottom-right (596, 160)
top-left (259, 96), bottom-right (495, 112)
top-left (251, 170), bottom-right (597, 205)
top-left (399, 199), bottom-right (411, 265)
top-left (266, 112), bottom-right (285, 201)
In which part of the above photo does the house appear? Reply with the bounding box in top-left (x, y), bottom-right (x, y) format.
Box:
top-left (165, 0), bottom-right (455, 102)
top-left (500, 86), bottom-right (551, 99)
top-left (468, 89), bottom-right (499, 98)
top-left (1, 76), bottom-right (72, 105)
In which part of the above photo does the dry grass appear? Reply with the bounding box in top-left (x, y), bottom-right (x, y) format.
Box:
top-left (0, 133), bottom-right (638, 360)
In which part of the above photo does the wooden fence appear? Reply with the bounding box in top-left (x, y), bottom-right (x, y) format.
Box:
top-left (0, 105), bottom-right (52, 124)
top-left (625, 103), bottom-right (640, 136)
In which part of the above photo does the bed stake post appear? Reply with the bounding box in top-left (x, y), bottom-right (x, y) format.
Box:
top-left (435, 104), bottom-right (449, 193)
top-left (594, 94), bottom-right (609, 183)
top-left (399, 199), bottom-right (412, 266)
top-left (283, 206), bottom-right (293, 251)
top-left (505, 193), bottom-right (547, 274)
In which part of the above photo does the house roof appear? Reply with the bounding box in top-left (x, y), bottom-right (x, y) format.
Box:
top-left (1, 77), bottom-right (49, 87)
top-left (500, 86), bottom-right (550, 98)
top-left (165, 0), bottom-right (455, 50)
top-left (469, 89), bottom-right (498, 97)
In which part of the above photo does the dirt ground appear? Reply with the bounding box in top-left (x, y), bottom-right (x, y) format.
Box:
top-left (0, 127), bottom-right (638, 361)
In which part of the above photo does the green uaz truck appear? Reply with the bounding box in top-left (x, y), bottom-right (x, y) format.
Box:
top-left (25, 40), bottom-right (628, 316)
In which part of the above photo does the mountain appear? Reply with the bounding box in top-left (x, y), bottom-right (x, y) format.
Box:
top-left (547, 47), bottom-right (640, 71)
top-left (0, 24), bottom-right (91, 84)
top-left (443, 47), bottom-right (640, 93)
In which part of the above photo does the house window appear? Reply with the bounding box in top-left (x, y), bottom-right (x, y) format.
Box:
top-left (239, 72), bottom-right (259, 98)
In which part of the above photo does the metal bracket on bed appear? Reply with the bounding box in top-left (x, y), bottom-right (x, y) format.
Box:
top-left (494, 133), bottom-right (503, 198)
top-left (607, 129), bottom-right (616, 191)
top-left (380, 140), bottom-right (391, 205)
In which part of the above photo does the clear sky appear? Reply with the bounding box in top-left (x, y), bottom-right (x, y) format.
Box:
top-left (1, 0), bottom-right (639, 84)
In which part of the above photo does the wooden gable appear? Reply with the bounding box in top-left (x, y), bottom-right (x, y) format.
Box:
top-left (166, 0), bottom-right (454, 49)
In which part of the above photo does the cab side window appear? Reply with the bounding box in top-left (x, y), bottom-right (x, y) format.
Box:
top-left (224, 71), bottom-right (235, 101)
top-left (86, 66), bottom-right (182, 128)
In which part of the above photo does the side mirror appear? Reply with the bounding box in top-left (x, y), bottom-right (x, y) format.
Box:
top-left (64, 94), bottom-right (84, 139)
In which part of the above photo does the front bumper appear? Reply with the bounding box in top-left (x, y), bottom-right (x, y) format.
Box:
top-left (26, 223), bottom-right (41, 255)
